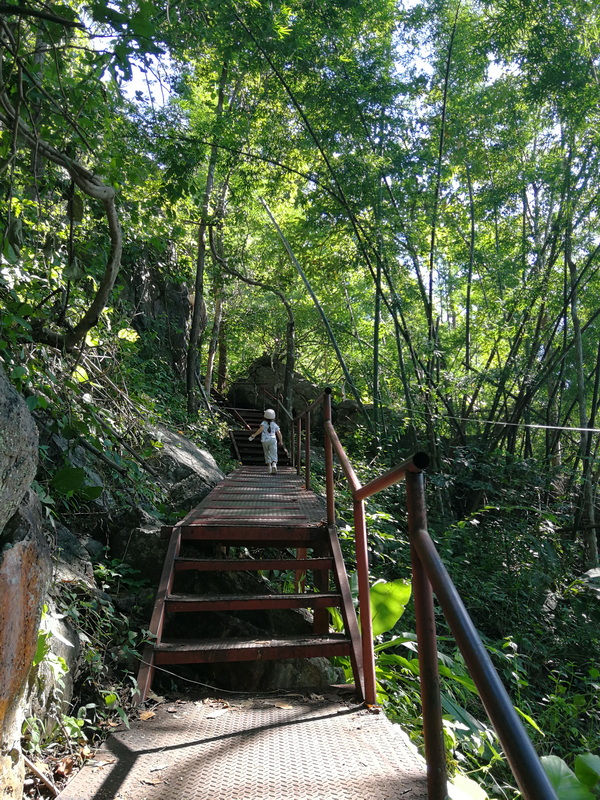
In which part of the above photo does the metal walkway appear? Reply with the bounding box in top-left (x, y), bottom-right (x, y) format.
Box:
top-left (57, 692), bottom-right (428, 800)
top-left (136, 466), bottom-right (364, 702)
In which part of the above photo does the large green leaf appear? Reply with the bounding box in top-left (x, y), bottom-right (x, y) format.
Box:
top-left (574, 754), bottom-right (600, 790)
top-left (541, 756), bottom-right (595, 799)
top-left (368, 579), bottom-right (411, 637)
top-left (448, 774), bottom-right (489, 799)
top-left (51, 467), bottom-right (86, 493)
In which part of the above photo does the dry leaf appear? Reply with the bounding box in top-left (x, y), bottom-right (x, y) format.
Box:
top-left (54, 756), bottom-right (75, 778)
top-left (32, 760), bottom-right (49, 775)
top-left (274, 701), bottom-right (293, 709)
top-left (140, 777), bottom-right (163, 785)
top-left (107, 720), bottom-right (121, 727)
top-left (205, 708), bottom-right (229, 719)
top-left (149, 763), bottom-right (170, 773)
top-left (166, 706), bottom-right (178, 713)
top-left (139, 710), bottom-right (155, 721)
top-left (89, 759), bottom-right (115, 769)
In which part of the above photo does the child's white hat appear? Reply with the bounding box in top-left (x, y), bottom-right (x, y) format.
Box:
top-left (264, 408), bottom-right (276, 419)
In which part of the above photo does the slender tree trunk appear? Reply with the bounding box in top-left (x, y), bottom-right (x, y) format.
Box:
top-left (204, 291), bottom-right (223, 395)
top-left (567, 219), bottom-right (599, 566)
top-left (281, 311), bottom-right (296, 443)
top-left (186, 63), bottom-right (227, 414)
top-left (216, 318), bottom-right (227, 393)
top-left (464, 164), bottom-right (475, 376)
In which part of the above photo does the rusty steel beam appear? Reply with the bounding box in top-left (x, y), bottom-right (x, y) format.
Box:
top-left (154, 635), bottom-right (351, 664)
top-left (327, 525), bottom-right (365, 701)
top-left (165, 591), bottom-right (342, 613)
top-left (411, 520), bottom-right (559, 800)
top-left (406, 471), bottom-right (447, 800)
top-left (174, 556), bottom-right (333, 572)
top-left (355, 452), bottom-right (429, 501)
top-left (134, 526), bottom-right (182, 703)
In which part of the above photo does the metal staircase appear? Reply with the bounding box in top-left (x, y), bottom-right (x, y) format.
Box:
top-left (227, 407), bottom-right (292, 466)
top-left (135, 466), bottom-right (363, 703)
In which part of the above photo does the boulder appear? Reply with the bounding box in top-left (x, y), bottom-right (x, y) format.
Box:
top-left (0, 367), bottom-right (50, 797)
top-left (148, 423), bottom-right (224, 511)
top-left (0, 366), bottom-right (38, 533)
top-left (0, 492), bottom-right (51, 798)
top-left (109, 507), bottom-right (166, 585)
top-left (228, 356), bottom-right (319, 417)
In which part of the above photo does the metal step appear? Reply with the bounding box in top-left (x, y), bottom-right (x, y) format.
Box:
top-left (154, 634), bottom-right (351, 664)
top-left (165, 591), bottom-right (342, 613)
top-left (162, 525), bottom-right (329, 545)
top-left (174, 556), bottom-right (333, 572)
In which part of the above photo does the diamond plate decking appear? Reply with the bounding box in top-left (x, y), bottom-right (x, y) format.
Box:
top-left (172, 465), bottom-right (326, 529)
top-left (57, 693), bottom-right (429, 800)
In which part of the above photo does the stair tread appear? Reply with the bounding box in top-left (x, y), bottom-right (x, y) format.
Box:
top-left (156, 633), bottom-right (349, 651)
top-left (174, 556), bottom-right (333, 571)
top-left (168, 591), bottom-right (339, 602)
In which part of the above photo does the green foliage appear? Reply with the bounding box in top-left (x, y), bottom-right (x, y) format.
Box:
top-left (24, 557), bottom-right (153, 760)
top-left (367, 578), bottom-right (412, 637)
top-left (3, 0), bottom-right (600, 794)
top-left (541, 754), bottom-right (600, 799)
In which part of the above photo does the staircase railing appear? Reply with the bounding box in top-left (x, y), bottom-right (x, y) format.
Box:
top-left (292, 387), bottom-right (558, 800)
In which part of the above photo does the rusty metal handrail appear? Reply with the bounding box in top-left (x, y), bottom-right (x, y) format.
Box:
top-left (292, 388), bottom-right (558, 800)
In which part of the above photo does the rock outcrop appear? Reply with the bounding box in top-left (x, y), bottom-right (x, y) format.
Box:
top-left (149, 423), bottom-right (225, 511)
top-left (0, 367), bottom-right (51, 798)
top-left (227, 356), bottom-right (319, 416)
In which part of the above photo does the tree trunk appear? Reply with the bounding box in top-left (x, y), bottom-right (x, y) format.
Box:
top-left (186, 63), bottom-right (227, 414)
top-left (217, 318), bottom-right (228, 393)
top-left (567, 219), bottom-right (599, 567)
top-left (204, 290), bottom-right (223, 396)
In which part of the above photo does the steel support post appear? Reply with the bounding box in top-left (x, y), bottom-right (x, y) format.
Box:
top-left (406, 471), bottom-right (447, 800)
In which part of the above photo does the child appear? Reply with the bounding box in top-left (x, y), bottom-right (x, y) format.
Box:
top-left (249, 409), bottom-right (283, 474)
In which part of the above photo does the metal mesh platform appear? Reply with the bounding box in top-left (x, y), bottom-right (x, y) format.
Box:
top-left (180, 466), bottom-right (327, 528)
top-left (57, 695), bottom-right (428, 800)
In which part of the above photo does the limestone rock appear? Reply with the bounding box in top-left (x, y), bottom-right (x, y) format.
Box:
top-left (0, 366), bottom-right (38, 533)
top-left (0, 492), bottom-right (51, 798)
top-left (148, 423), bottom-right (224, 509)
top-left (109, 507), bottom-right (166, 584)
top-left (228, 355), bottom-right (319, 416)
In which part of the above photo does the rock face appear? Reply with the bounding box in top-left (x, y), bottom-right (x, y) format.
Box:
top-left (0, 367), bottom-right (39, 534)
top-left (228, 356), bottom-right (319, 416)
top-left (0, 367), bottom-right (50, 798)
top-left (149, 423), bottom-right (225, 511)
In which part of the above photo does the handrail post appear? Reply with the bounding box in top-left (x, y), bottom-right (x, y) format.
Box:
top-left (323, 390), bottom-right (335, 526)
top-left (305, 411), bottom-right (311, 490)
top-left (406, 470), bottom-right (447, 800)
top-left (296, 417), bottom-right (302, 475)
top-left (353, 496), bottom-right (377, 706)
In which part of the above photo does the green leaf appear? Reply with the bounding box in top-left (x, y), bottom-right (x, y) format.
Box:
top-left (514, 705), bottom-right (544, 735)
top-left (448, 774), bottom-right (489, 799)
top-left (438, 664), bottom-right (478, 695)
top-left (541, 756), bottom-right (595, 799)
top-left (574, 754), bottom-right (600, 789)
top-left (374, 634), bottom-right (417, 652)
top-left (32, 631), bottom-right (52, 667)
top-left (117, 327), bottom-right (139, 343)
top-left (441, 693), bottom-right (487, 739)
top-left (103, 692), bottom-right (118, 706)
top-left (71, 366), bottom-right (89, 383)
top-left (368, 579), bottom-right (411, 637)
top-left (51, 467), bottom-right (86, 493)
top-left (77, 485), bottom-right (103, 501)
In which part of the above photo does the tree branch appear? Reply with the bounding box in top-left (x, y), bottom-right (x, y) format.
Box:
top-left (0, 2), bottom-right (84, 29)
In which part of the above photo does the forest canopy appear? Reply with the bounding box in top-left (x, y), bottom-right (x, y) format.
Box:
top-left (2, 0), bottom-right (600, 795)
